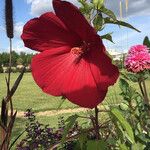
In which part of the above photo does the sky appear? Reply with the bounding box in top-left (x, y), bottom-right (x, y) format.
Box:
top-left (0, 0), bottom-right (150, 54)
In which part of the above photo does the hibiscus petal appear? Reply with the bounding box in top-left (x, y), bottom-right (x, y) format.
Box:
top-left (21, 12), bottom-right (80, 52)
top-left (62, 58), bottom-right (108, 108)
top-left (31, 46), bottom-right (72, 95)
top-left (32, 48), bottom-right (108, 108)
top-left (87, 47), bottom-right (119, 91)
top-left (53, 0), bottom-right (96, 42)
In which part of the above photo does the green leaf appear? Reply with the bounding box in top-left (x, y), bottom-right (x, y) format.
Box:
top-left (101, 33), bottom-right (114, 43)
top-left (104, 17), bottom-right (140, 32)
top-left (116, 122), bottom-right (125, 142)
top-left (79, 133), bottom-right (87, 150)
top-left (128, 86), bottom-right (138, 100)
top-left (9, 130), bottom-right (26, 149)
top-left (93, 0), bottom-right (104, 9)
top-left (57, 97), bottom-right (65, 109)
top-left (106, 138), bottom-right (117, 146)
top-left (78, 0), bottom-right (93, 15)
top-left (93, 14), bottom-right (104, 31)
top-left (111, 108), bottom-right (135, 143)
top-left (143, 36), bottom-right (150, 48)
top-left (121, 72), bottom-right (138, 83)
top-left (73, 142), bottom-right (82, 150)
top-left (61, 114), bottom-right (78, 143)
top-left (119, 102), bottom-right (129, 111)
top-left (86, 140), bottom-right (107, 150)
top-left (136, 133), bottom-right (150, 144)
top-left (132, 142), bottom-right (145, 150)
top-left (119, 143), bottom-right (129, 150)
top-left (100, 6), bottom-right (116, 20)
top-left (128, 74), bottom-right (138, 82)
top-left (119, 78), bottom-right (129, 94)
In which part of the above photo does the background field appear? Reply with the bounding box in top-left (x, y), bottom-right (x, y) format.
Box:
top-left (0, 73), bottom-right (123, 112)
top-left (0, 73), bottom-right (150, 149)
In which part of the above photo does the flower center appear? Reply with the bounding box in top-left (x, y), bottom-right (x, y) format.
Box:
top-left (71, 41), bottom-right (90, 56)
top-left (71, 47), bottom-right (84, 55)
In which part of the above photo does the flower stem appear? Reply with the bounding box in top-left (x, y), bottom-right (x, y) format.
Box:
top-left (142, 80), bottom-right (149, 106)
top-left (94, 106), bottom-right (100, 140)
top-left (8, 38), bottom-right (12, 93)
top-left (138, 79), bottom-right (145, 97)
top-left (8, 38), bottom-right (14, 118)
top-left (138, 77), bottom-right (150, 116)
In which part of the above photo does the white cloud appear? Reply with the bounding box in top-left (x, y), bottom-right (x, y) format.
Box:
top-left (26, 0), bottom-right (150, 18)
top-left (26, 0), bottom-right (53, 16)
top-left (26, 0), bottom-right (33, 4)
top-left (26, 0), bottom-right (80, 16)
top-left (14, 22), bottom-right (24, 38)
top-left (105, 0), bottom-right (150, 18)
top-left (130, 0), bottom-right (146, 9)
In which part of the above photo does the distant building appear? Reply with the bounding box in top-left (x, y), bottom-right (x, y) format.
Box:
top-left (107, 49), bottom-right (126, 60)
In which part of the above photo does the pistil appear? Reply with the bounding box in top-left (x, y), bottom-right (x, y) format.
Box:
top-left (71, 41), bottom-right (90, 56)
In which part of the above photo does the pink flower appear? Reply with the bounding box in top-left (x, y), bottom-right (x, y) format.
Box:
top-left (125, 45), bottom-right (150, 73)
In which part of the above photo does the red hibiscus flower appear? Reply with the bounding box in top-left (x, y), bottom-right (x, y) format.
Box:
top-left (21, 0), bottom-right (119, 108)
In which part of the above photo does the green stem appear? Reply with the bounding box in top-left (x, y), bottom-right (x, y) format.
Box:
top-left (138, 79), bottom-right (145, 97)
top-left (142, 80), bottom-right (149, 105)
top-left (8, 38), bottom-right (12, 93)
top-left (138, 77), bottom-right (150, 116)
top-left (95, 106), bottom-right (100, 140)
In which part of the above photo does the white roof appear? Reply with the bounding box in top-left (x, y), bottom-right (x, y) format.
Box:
top-left (107, 49), bottom-right (122, 56)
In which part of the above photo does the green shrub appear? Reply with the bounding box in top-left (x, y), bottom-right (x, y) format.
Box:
top-left (0, 64), bottom-right (3, 73)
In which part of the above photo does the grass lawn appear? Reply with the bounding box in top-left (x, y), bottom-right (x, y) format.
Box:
top-left (0, 72), bottom-right (149, 149)
top-left (0, 73), bottom-right (124, 112)
top-left (0, 73), bottom-right (77, 112)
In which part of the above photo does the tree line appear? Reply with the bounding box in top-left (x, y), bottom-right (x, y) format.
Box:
top-left (0, 51), bottom-right (34, 67)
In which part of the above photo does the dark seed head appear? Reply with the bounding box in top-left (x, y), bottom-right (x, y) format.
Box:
top-left (5, 0), bottom-right (14, 38)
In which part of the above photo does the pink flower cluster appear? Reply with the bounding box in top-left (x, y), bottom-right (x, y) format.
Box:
top-left (125, 45), bottom-right (150, 73)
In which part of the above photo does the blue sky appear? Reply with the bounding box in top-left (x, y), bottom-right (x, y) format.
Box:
top-left (0, 0), bottom-right (150, 54)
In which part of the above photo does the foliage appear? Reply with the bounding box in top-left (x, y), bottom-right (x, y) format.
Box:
top-left (16, 58), bottom-right (23, 65)
top-left (113, 60), bottom-right (123, 69)
top-left (0, 68), bottom-right (25, 149)
top-left (16, 109), bottom-right (80, 149)
top-left (0, 51), bottom-right (34, 67)
top-left (0, 63), bottom-right (3, 73)
top-left (16, 77), bottom-right (150, 149)
top-left (143, 36), bottom-right (150, 49)
top-left (78, 0), bottom-right (140, 43)
top-left (114, 72), bottom-right (150, 150)
top-left (17, 109), bottom-right (114, 150)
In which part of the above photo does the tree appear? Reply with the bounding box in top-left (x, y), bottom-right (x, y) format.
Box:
top-left (0, 52), bottom-right (3, 72)
top-left (20, 52), bottom-right (26, 65)
top-left (0, 52), bottom-right (9, 66)
top-left (16, 57), bottom-right (23, 65)
top-left (0, 51), bottom-right (34, 67)
top-left (0, 63), bottom-right (3, 73)
top-left (26, 54), bottom-right (33, 65)
top-left (11, 51), bottom-right (19, 66)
